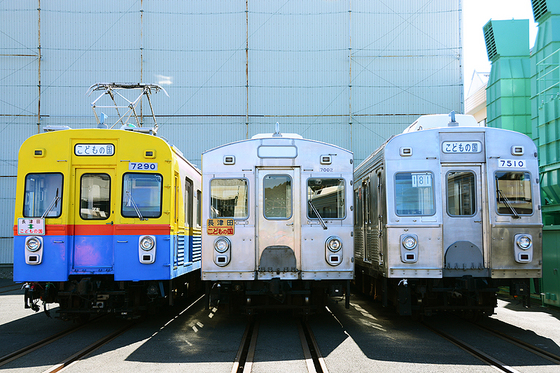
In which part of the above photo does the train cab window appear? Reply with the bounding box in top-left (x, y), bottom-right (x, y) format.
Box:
top-left (307, 178), bottom-right (345, 219)
top-left (395, 172), bottom-right (435, 216)
top-left (122, 173), bottom-right (163, 218)
top-left (495, 172), bottom-right (533, 215)
top-left (80, 173), bottom-right (111, 220)
top-left (446, 171), bottom-right (476, 216)
top-left (23, 173), bottom-right (63, 218)
top-left (210, 178), bottom-right (248, 218)
top-left (264, 175), bottom-right (292, 219)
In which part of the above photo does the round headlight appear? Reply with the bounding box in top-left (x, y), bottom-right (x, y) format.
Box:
top-left (326, 237), bottom-right (342, 252)
top-left (402, 235), bottom-right (417, 250)
top-left (26, 237), bottom-right (41, 252)
top-left (214, 237), bottom-right (231, 253)
top-left (516, 235), bottom-right (532, 250)
top-left (140, 236), bottom-right (155, 251)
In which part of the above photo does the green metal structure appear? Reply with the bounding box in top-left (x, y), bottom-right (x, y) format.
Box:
top-left (531, 0), bottom-right (560, 307)
top-left (484, 19), bottom-right (532, 136)
top-left (485, 0), bottom-right (560, 307)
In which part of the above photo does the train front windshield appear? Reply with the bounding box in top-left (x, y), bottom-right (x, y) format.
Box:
top-left (23, 173), bottom-right (63, 218)
top-left (307, 178), bottom-right (345, 219)
top-left (495, 171), bottom-right (533, 215)
top-left (395, 172), bottom-right (435, 216)
top-left (210, 179), bottom-right (248, 218)
top-left (122, 173), bottom-right (163, 218)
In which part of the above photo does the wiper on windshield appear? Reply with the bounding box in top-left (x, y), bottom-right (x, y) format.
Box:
top-left (126, 190), bottom-right (146, 220)
top-left (308, 199), bottom-right (327, 230)
top-left (41, 188), bottom-right (60, 218)
top-left (497, 189), bottom-right (520, 219)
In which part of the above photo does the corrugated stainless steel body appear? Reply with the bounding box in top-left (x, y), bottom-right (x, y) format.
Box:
top-left (354, 115), bottom-right (542, 315)
top-left (202, 131), bottom-right (353, 309)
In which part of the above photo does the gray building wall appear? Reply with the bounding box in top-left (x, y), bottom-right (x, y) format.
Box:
top-left (0, 0), bottom-right (463, 263)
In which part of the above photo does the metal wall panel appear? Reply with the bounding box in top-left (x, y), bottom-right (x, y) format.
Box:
top-left (0, 0), bottom-right (463, 263)
top-left (0, 177), bottom-right (16, 264)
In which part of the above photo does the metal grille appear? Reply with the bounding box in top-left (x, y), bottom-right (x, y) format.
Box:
top-left (354, 229), bottom-right (364, 260)
top-left (176, 234), bottom-right (185, 266)
top-left (532, 0), bottom-right (548, 22)
top-left (366, 229), bottom-right (379, 264)
top-left (483, 23), bottom-right (497, 62)
top-left (192, 234), bottom-right (202, 262)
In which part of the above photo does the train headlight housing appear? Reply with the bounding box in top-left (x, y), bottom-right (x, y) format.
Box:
top-left (25, 236), bottom-right (43, 265)
top-left (516, 235), bottom-right (532, 250)
top-left (139, 235), bottom-right (156, 264)
top-left (214, 237), bottom-right (231, 253)
top-left (514, 233), bottom-right (533, 264)
top-left (140, 235), bottom-right (155, 251)
top-left (25, 237), bottom-right (42, 252)
top-left (402, 235), bottom-right (418, 250)
top-left (326, 236), bottom-right (342, 252)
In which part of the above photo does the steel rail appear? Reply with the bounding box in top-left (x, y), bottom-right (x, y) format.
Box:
top-left (422, 322), bottom-right (521, 373)
top-left (0, 320), bottom-right (95, 366)
top-left (473, 322), bottom-right (560, 365)
top-left (231, 317), bottom-right (258, 373)
top-left (299, 319), bottom-right (329, 373)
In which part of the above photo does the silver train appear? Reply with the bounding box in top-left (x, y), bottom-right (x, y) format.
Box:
top-left (201, 127), bottom-right (354, 312)
top-left (353, 114), bottom-right (542, 317)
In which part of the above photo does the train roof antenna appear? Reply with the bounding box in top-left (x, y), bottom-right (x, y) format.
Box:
top-left (273, 122), bottom-right (282, 137)
top-left (448, 110), bottom-right (458, 126)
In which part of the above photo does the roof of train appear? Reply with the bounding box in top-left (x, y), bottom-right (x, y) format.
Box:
top-left (202, 131), bottom-right (353, 155)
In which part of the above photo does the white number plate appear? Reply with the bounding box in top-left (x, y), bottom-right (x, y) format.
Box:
top-left (499, 159), bottom-right (526, 168)
top-left (75, 144), bottom-right (114, 156)
top-left (18, 218), bottom-right (45, 235)
top-left (442, 141), bottom-right (482, 153)
top-left (412, 173), bottom-right (432, 187)
top-left (129, 162), bottom-right (158, 171)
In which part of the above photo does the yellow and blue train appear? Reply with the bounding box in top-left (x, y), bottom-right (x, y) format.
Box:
top-left (13, 126), bottom-right (202, 320)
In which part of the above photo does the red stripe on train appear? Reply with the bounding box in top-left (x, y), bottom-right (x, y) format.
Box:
top-left (14, 224), bottom-right (171, 236)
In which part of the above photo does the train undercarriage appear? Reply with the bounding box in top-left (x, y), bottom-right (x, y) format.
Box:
top-left (23, 271), bottom-right (201, 321)
top-left (355, 267), bottom-right (535, 318)
top-left (206, 279), bottom-right (351, 315)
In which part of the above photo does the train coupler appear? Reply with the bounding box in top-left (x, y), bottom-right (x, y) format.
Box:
top-left (24, 283), bottom-right (41, 312)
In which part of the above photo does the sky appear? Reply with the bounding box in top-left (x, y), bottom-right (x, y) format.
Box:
top-left (462, 0), bottom-right (537, 96)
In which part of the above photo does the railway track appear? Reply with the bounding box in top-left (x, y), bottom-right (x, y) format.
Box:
top-left (0, 283), bottom-right (22, 294)
top-left (422, 319), bottom-right (560, 373)
top-left (0, 294), bottom-right (205, 373)
top-left (232, 315), bottom-right (328, 373)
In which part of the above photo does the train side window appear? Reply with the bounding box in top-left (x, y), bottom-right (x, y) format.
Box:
top-left (264, 175), bottom-right (292, 219)
top-left (210, 178), bottom-right (248, 219)
top-left (307, 178), bottom-right (346, 219)
top-left (446, 171), bottom-right (476, 216)
top-left (185, 177), bottom-right (193, 227)
top-left (196, 190), bottom-right (202, 227)
top-left (395, 172), bottom-right (435, 216)
top-left (354, 189), bottom-right (362, 227)
top-left (23, 173), bottom-right (63, 218)
top-left (495, 172), bottom-right (533, 215)
top-left (122, 173), bottom-right (163, 218)
top-left (80, 173), bottom-right (111, 220)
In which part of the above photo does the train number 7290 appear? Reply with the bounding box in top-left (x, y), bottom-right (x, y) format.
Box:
top-left (129, 162), bottom-right (158, 170)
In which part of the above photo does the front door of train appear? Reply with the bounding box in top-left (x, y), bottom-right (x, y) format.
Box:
top-left (256, 168), bottom-right (301, 280)
top-left (72, 169), bottom-right (115, 274)
top-left (441, 165), bottom-right (486, 276)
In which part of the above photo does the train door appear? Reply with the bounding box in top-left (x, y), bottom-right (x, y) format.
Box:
top-left (72, 168), bottom-right (115, 273)
top-left (442, 165), bottom-right (485, 275)
top-left (362, 178), bottom-right (372, 263)
top-left (256, 168), bottom-right (300, 278)
top-left (376, 170), bottom-right (384, 265)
